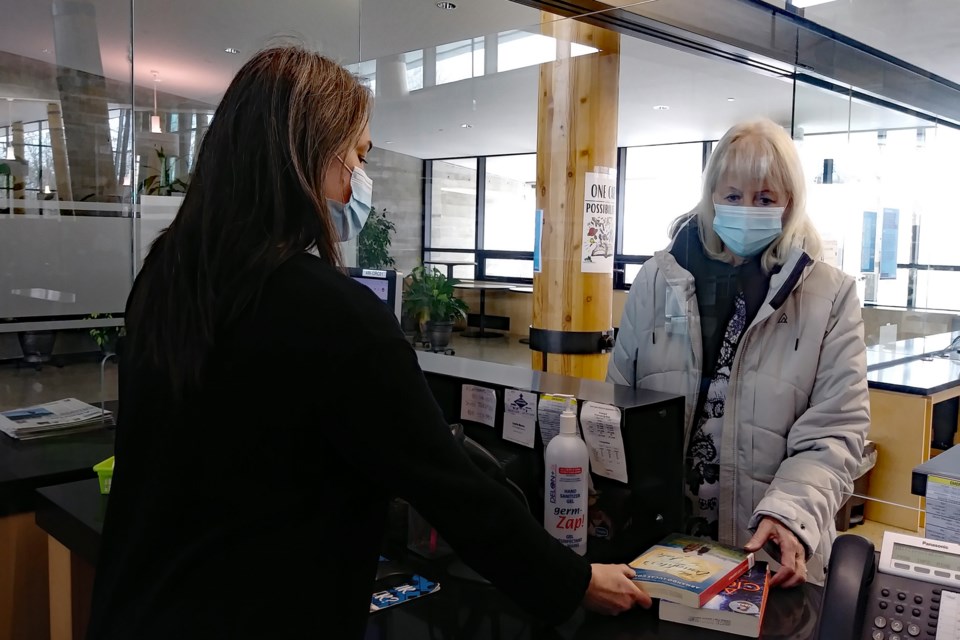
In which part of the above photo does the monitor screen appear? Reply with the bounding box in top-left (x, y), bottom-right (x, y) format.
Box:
top-left (353, 276), bottom-right (390, 302)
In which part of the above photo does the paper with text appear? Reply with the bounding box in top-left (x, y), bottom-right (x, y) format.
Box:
top-left (538, 394), bottom-right (576, 448)
top-left (926, 475), bottom-right (960, 545)
top-left (580, 401), bottom-right (628, 483)
top-left (460, 384), bottom-right (497, 428)
top-left (502, 389), bottom-right (537, 448)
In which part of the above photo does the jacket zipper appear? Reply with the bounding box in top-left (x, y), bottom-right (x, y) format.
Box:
top-left (721, 252), bottom-right (813, 544)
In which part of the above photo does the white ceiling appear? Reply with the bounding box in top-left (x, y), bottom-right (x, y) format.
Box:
top-left (800, 0), bottom-right (960, 85)
top-left (0, 0), bottom-right (948, 159)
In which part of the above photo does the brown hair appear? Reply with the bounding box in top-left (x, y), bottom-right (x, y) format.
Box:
top-left (126, 46), bottom-right (372, 399)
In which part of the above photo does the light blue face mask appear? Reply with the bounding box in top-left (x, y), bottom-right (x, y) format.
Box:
top-left (713, 204), bottom-right (784, 258)
top-left (327, 159), bottom-right (373, 242)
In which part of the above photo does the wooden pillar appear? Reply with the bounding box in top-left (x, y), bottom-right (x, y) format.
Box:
top-left (0, 512), bottom-right (51, 640)
top-left (47, 103), bottom-right (75, 204)
top-left (532, 15), bottom-right (620, 380)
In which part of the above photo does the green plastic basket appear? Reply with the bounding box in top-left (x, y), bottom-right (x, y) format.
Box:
top-left (93, 456), bottom-right (115, 495)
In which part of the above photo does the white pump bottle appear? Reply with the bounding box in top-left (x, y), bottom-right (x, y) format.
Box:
top-left (543, 396), bottom-right (589, 555)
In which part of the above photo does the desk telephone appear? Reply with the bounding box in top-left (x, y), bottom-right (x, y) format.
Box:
top-left (817, 532), bottom-right (960, 640)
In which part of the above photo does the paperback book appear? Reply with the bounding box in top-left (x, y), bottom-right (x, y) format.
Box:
top-left (629, 533), bottom-right (755, 608)
top-left (659, 561), bottom-right (770, 638)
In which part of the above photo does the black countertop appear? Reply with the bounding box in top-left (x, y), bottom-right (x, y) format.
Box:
top-left (912, 444), bottom-right (960, 496)
top-left (0, 401), bottom-right (115, 516)
top-left (867, 355), bottom-right (960, 396)
top-left (36, 479), bottom-right (822, 640)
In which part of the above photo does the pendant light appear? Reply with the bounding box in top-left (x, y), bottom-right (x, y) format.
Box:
top-left (5, 99), bottom-right (14, 160)
top-left (150, 71), bottom-right (162, 134)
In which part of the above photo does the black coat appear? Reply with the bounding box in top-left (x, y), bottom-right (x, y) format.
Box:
top-left (86, 253), bottom-right (591, 639)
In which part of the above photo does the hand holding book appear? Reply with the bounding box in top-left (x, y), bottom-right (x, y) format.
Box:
top-left (583, 564), bottom-right (652, 615)
top-left (745, 516), bottom-right (807, 588)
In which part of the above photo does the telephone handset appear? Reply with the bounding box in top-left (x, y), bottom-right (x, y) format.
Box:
top-left (817, 532), bottom-right (960, 640)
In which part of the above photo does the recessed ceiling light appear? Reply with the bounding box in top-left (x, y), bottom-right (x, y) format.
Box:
top-left (385, 141), bottom-right (395, 144)
top-left (460, 123), bottom-right (472, 129)
top-left (224, 47), bottom-right (240, 55)
top-left (727, 97), bottom-right (736, 102)
top-left (437, 1), bottom-right (457, 8)
top-left (652, 105), bottom-right (670, 111)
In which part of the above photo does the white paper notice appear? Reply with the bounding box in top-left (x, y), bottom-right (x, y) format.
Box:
top-left (925, 475), bottom-right (960, 545)
top-left (460, 384), bottom-right (497, 428)
top-left (936, 591), bottom-right (960, 640)
top-left (538, 394), bottom-right (576, 448)
top-left (502, 389), bottom-right (537, 449)
top-left (580, 401), bottom-right (628, 483)
top-left (581, 170), bottom-right (616, 274)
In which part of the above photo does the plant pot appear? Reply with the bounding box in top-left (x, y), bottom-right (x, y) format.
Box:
top-left (18, 330), bottom-right (57, 365)
top-left (426, 321), bottom-right (454, 352)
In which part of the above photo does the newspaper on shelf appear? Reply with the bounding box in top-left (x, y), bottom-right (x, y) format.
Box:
top-left (0, 398), bottom-right (112, 440)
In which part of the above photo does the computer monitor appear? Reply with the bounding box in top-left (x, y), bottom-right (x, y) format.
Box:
top-left (347, 268), bottom-right (402, 321)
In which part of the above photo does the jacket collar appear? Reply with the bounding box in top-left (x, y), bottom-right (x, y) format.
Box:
top-left (653, 237), bottom-right (814, 311)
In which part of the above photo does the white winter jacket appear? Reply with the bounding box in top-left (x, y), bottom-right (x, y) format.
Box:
top-left (607, 244), bottom-right (869, 583)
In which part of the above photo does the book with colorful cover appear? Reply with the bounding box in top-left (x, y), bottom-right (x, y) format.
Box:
top-left (659, 561), bottom-right (770, 638)
top-left (629, 534), bottom-right (755, 608)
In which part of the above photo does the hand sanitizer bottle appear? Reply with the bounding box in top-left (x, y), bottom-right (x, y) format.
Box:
top-left (543, 396), bottom-right (589, 555)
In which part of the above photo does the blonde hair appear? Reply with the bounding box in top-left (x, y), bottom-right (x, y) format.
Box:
top-left (671, 118), bottom-right (822, 272)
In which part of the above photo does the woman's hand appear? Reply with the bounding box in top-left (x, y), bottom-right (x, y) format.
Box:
top-left (582, 564), bottom-right (652, 615)
top-left (745, 517), bottom-right (807, 588)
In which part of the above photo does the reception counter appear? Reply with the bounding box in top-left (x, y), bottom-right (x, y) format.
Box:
top-left (0, 412), bottom-right (114, 640)
top-left (36, 478), bottom-right (823, 640)
top-left (864, 334), bottom-right (960, 530)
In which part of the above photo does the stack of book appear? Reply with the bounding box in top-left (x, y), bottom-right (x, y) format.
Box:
top-left (0, 398), bottom-right (113, 441)
top-left (630, 533), bottom-right (770, 638)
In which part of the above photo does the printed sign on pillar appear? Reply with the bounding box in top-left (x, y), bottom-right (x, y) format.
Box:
top-left (581, 170), bottom-right (616, 274)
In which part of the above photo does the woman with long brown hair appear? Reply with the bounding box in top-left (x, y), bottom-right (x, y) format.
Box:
top-left (86, 47), bottom-right (648, 639)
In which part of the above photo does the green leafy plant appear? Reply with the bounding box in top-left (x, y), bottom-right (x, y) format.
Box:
top-left (402, 266), bottom-right (469, 331)
top-left (358, 206), bottom-right (397, 269)
top-left (139, 147), bottom-right (188, 196)
top-left (87, 313), bottom-right (126, 353)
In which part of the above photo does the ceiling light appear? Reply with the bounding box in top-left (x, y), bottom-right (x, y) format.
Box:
top-left (652, 105), bottom-right (670, 111)
top-left (436, 1), bottom-right (457, 8)
top-left (5, 99), bottom-right (14, 160)
top-left (151, 71), bottom-right (162, 133)
top-left (225, 47), bottom-right (240, 55)
top-left (727, 97), bottom-right (736, 102)
top-left (790, 0), bottom-right (836, 7)
top-left (384, 141), bottom-right (395, 144)
top-left (460, 123), bottom-right (472, 129)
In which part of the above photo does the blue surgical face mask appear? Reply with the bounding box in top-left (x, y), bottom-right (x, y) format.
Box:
top-left (327, 159), bottom-right (373, 242)
top-left (712, 204), bottom-right (784, 258)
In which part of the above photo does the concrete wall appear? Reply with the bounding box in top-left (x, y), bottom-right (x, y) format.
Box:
top-left (366, 146), bottom-right (424, 276)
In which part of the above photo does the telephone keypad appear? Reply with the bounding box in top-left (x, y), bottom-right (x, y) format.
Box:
top-left (891, 620), bottom-right (904, 632)
top-left (907, 623), bottom-right (921, 637)
top-left (876, 616), bottom-right (888, 628)
top-left (866, 578), bottom-right (954, 640)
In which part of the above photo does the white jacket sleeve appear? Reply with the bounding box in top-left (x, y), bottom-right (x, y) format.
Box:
top-left (749, 276), bottom-right (870, 557)
top-left (607, 266), bottom-right (650, 387)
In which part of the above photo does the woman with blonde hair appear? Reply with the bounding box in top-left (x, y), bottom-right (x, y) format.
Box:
top-left (609, 118), bottom-right (869, 588)
top-left (87, 47), bottom-right (649, 640)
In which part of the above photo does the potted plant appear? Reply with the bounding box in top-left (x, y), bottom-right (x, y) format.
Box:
top-left (401, 266), bottom-right (468, 352)
top-left (87, 313), bottom-right (125, 355)
top-left (358, 206), bottom-right (396, 270)
top-left (138, 147), bottom-right (188, 197)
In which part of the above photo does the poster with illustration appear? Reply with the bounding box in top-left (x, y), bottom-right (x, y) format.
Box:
top-left (582, 170), bottom-right (616, 273)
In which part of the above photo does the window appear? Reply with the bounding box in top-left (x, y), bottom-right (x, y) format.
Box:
top-left (497, 30), bottom-right (599, 73)
top-left (404, 50), bottom-right (424, 91)
top-left (428, 158), bottom-right (477, 250)
top-left (621, 143), bottom-right (703, 257)
top-left (436, 38), bottom-right (484, 85)
top-left (484, 154), bottom-right (536, 251)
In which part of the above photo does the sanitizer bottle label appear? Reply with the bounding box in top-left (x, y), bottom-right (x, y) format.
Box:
top-left (547, 464), bottom-right (586, 550)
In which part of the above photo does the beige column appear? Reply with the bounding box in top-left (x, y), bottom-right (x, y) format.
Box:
top-left (47, 102), bottom-right (75, 205)
top-left (532, 15), bottom-right (620, 380)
